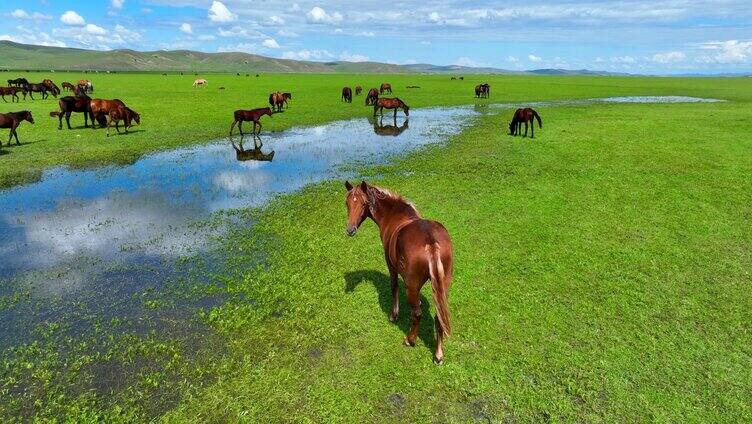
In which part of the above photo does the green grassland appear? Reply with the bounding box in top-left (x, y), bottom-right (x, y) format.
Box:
top-left (1, 73), bottom-right (751, 422)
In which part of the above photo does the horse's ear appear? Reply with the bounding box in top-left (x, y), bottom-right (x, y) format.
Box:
top-left (359, 181), bottom-right (368, 192)
top-left (345, 181), bottom-right (353, 191)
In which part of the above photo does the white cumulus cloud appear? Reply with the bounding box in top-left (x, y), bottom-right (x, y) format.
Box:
top-left (262, 38), bottom-right (280, 49)
top-left (307, 7), bottom-right (343, 24)
top-left (180, 23), bottom-right (193, 34)
top-left (60, 10), bottom-right (85, 26)
top-left (111, 0), bottom-right (124, 9)
top-left (208, 1), bottom-right (237, 23)
top-left (528, 54), bottom-right (542, 62)
top-left (652, 51), bottom-right (685, 63)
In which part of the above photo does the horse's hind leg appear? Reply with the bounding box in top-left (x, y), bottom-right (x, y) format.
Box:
top-left (403, 280), bottom-right (423, 347)
top-left (388, 265), bottom-right (400, 323)
top-left (524, 122), bottom-right (528, 137)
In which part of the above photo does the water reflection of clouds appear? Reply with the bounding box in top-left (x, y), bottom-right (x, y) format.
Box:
top-left (0, 107), bottom-right (477, 287)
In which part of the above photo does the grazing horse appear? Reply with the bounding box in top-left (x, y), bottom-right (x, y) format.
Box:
top-left (365, 88), bottom-right (379, 106)
top-left (373, 116), bottom-right (409, 137)
top-left (268, 92), bottom-right (286, 112)
top-left (77, 80), bottom-right (94, 92)
top-left (230, 107), bottom-right (273, 135)
top-left (373, 97), bottom-right (409, 118)
top-left (475, 83), bottom-right (490, 99)
top-left (450, 76), bottom-right (457, 80)
top-left (25, 83), bottom-right (54, 100)
top-left (344, 181), bottom-right (453, 364)
top-left (231, 136), bottom-right (275, 162)
top-left (341, 87), bottom-right (352, 103)
top-left (193, 79), bottom-right (208, 88)
top-left (7, 78), bottom-right (28, 87)
top-left (105, 105), bottom-right (141, 136)
top-left (508, 108), bottom-right (542, 138)
top-left (0, 111), bottom-right (34, 146)
top-left (355, 85), bottom-right (363, 96)
top-left (49, 94), bottom-right (92, 129)
top-left (380, 83), bottom-right (392, 94)
top-left (42, 79), bottom-right (60, 96)
top-left (89, 98), bottom-right (127, 128)
top-left (61, 82), bottom-right (76, 92)
top-left (0, 87), bottom-right (23, 103)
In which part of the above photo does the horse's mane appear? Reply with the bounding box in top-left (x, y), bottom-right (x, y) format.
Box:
top-left (368, 185), bottom-right (420, 217)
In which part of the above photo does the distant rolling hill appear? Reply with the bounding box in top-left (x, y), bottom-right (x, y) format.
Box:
top-left (0, 40), bottom-right (629, 75)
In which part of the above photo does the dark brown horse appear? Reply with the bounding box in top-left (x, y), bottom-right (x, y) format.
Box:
top-left (374, 97), bottom-right (409, 118)
top-left (508, 108), bottom-right (542, 138)
top-left (475, 83), bottom-right (490, 98)
top-left (0, 87), bottom-right (24, 103)
top-left (345, 181), bottom-right (453, 364)
top-left (89, 99), bottom-right (127, 128)
top-left (106, 105), bottom-right (141, 136)
top-left (365, 88), bottom-right (379, 106)
top-left (61, 82), bottom-right (76, 92)
top-left (341, 87), bottom-right (352, 103)
top-left (7, 78), bottom-right (28, 87)
top-left (355, 85), bottom-right (363, 96)
top-left (268, 92), bottom-right (286, 112)
top-left (0, 111), bottom-right (34, 146)
top-left (42, 79), bottom-right (60, 96)
top-left (231, 136), bottom-right (275, 162)
top-left (230, 107), bottom-right (273, 135)
top-left (26, 83), bottom-right (54, 100)
top-left (380, 83), bottom-right (392, 94)
top-left (50, 94), bottom-right (92, 129)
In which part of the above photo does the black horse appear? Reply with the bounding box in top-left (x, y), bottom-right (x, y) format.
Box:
top-left (7, 78), bottom-right (28, 87)
top-left (50, 94), bottom-right (93, 129)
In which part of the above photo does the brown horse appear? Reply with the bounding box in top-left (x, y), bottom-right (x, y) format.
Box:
top-left (268, 92), bottom-right (286, 112)
top-left (341, 87), bottom-right (352, 103)
top-left (345, 181), bottom-right (453, 364)
top-left (282, 92), bottom-right (292, 108)
top-left (77, 80), bottom-right (93, 92)
top-left (61, 82), bottom-right (76, 92)
top-left (380, 83), bottom-right (392, 94)
top-left (90, 99), bottom-right (127, 128)
top-left (0, 111), bottom-right (34, 146)
top-left (7, 78), bottom-right (28, 87)
top-left (365, 88), bottom-right (379, 106)
top-left (374, 97), bottom-right (409, 118)
top-left (25, 83), bottom-right (54, 100)
top-left (475, 83), bottom-right (490, 99)
top-left (42, 79), bottom-right (60, 96)
top-left (230, 107), bottom-right (273, 135)
top-left (355, 85), bottom-right (363, 96)
top-left (105, 105), bottom-right (140, 136)
top-left (0, 87), bottom-right (24, 103)
top-left (508, 108), bottom-right (542, 138)
top-left (50, 94), bottom-right (92, 129)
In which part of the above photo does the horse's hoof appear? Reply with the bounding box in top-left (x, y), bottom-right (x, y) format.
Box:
top-left (403, 337), bottom-right (415, 347)
top-left (433, 356), bottom-right (444, 365)
top-left (389, 314), bottom-right (398, 324)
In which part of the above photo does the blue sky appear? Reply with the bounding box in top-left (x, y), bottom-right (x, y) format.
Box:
top-left (1, 0), bottom-right (751, 74)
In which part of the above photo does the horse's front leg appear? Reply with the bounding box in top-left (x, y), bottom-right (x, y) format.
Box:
top-left (524, 122), bottom-right (528, 137)
top-left (238, 120), bottom-right (244, 135)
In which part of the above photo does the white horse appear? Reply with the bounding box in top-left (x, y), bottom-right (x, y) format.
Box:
top-left (193, 79), bottom-right (208, 88)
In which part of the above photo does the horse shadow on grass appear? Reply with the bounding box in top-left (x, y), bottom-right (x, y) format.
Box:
top-left (106, 129), bottom-right (145, 137)
top-left (344, 270), bottom-right (436, 354)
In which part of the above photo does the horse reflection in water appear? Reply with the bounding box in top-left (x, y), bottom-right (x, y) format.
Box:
top-left (230, 135), bottom-right (275, 162)
top-left (370, 116), bottom-right (409, 137)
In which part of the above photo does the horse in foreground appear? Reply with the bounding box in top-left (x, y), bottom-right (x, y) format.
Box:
top-left (230, 107), bottom-right (273, 135)
top-left (0, 111), bottom-right (34, 146)
top-left (380, 83), bottom-right (392, 94)
top-left (50, 94), bottom-right (92, 129)
top-left (373, 97), bottom-right (409, 118)
top-left (365, 88), bottom-right (379, 106)
top-left (509, 108), bottom-right (542, 138)
top-left (344, 181), bottom-right (453, 364)
top-left (341, 87), bottom-right (352, 103)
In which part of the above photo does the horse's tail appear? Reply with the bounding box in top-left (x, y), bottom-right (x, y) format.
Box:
top-left (533, 110), bottom-right (542, 128)
top-left (268, 93), bottom-right (274, 106)
top-left (427, 243), bottom-right (451, 337)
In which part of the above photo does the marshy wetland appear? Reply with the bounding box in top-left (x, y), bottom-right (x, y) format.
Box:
top-left (1, 73), bottom-right (750, 422)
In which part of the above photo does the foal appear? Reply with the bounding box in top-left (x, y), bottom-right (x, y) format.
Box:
top-left (230, 107), bottom-right (273, 135)
top-left (345, 181), bottom-right (453, 364)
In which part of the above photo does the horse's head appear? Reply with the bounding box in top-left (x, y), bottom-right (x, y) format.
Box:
top-left (508, 121), bottom-right (516, 135)
top-left (24, 111), bottom-right (34, 124)
top-left (344, 180), bottom-right (373, 236)
top-left (130, 109), bottom-right (141, 125)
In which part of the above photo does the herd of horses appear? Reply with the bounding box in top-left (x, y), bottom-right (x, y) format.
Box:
top-left (0, 74), bottom-right (546, 363)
